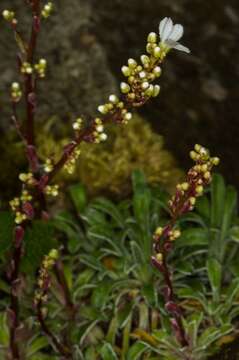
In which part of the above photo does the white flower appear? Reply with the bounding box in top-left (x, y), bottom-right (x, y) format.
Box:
top-left (159, 17), bottom-right (190, 54)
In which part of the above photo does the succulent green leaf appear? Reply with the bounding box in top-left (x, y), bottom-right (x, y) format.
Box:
top-left (68, 183), bottom-right (87, 213)
top-left (207, 258), bottom-right (222, 301)
top-left (176, 228), bottom-right (209, 247)
top-left (21, 220), bottom-right (57, 273)
top-left (100, 343), bottom-right (118, 360)
top-left (126, 341), bottom-right (150, 360)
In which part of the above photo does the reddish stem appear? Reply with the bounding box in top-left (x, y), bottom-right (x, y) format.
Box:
top-left (24, 1), bottom-right (41, 150)
top-left (8, 2), bottom-right (41, 357)
top-left (54, 261), bottom-right (76, 349)
top-left (36, 302), bottom-right (72, 359)
top-left (8, 227), bottom-right (25, 359)
top-left (162, 257), bottom-right (188, 346)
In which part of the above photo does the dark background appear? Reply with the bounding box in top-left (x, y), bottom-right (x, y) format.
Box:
top-left (0, 0), bottom-right (239, 188)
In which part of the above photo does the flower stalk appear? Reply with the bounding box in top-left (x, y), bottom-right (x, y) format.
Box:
top-left (152, 145), bottom-right (220, 347)
top-left (5, 1), bottom-right (42, 357)
top-left (34, 249), bottom-right (73, 359)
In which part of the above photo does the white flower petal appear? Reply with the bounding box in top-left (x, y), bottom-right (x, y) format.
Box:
top-left (168, 24), bottom-right (184, 42)
top-left (174, 43), bottom-right (191, 53)
top-left (165, 39), bottom-right (191, 53)
top-left (165, 39), bottom-right (177, 47)
top-left (159, 17), bottom-right (168, 35)
top-left (159, 17), bottom-right (173, 42)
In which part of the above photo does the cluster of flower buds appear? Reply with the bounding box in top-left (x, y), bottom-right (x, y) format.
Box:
top-left (97, 94), bottom-right (133, 125)
top-left (9, 190), bottom-right (33, 224)
top-left (34, 59), bottom-right (47, 78)
top-left (11, 82), bottom-right (22, 102)
top-left (92, 118), bottom-right (108, 143)
top-left (2, 9), bottom-right (17, 25)
top-left (120, 55), bottom-right (161, 106)
top-left (34, 248), bottom-right (59, 306)
top-left (152, 144), bottom-right (219, 268)
top-left (14, 211), bottom-right (27, 225)
top-left (9, 197), bottom-right (21, 213)
top-left (169, 144), bottom-right (220, 216)
top-left (44, 184), bottom-right (59, 197)
top-left (43, 158), bottom-right (54, 173)
top-left (41, 2), bottom-right (53, 19)
top-left (72, 117), bottom-right (83, 131)
top-left (21, 190), bottom-right (32, 202)
top-left (64, 148), bottom-right (81, 174)
top-left (154, 226), bottom-right (181, 242)
top-left (97, 94), bottom-right (119, 115)
top-left (19, 172), bottom-right (35, 186)
top-left (21, 62), bottom-right (33, 75)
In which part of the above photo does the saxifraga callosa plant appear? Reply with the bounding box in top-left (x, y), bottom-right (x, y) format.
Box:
top-left (52, 147), bottom-right (239, 360)
top-left (1, 4), bottom-right (229, 359)
top-left (54, 156), bottom-right (239, 360)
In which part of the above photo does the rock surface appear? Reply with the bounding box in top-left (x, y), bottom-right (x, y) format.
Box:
top-left (91, 0), bottom-right (239, 187)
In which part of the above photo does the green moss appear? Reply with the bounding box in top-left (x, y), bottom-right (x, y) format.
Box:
top-left (37, 115), bottom-right (183, 198)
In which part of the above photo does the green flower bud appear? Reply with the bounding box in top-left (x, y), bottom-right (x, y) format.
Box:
top-left (153, 46), bottom-right (161, 58)
top-left (2, 10), bottom-right (15, 22)
top-left (49, 249), bottom-right (59, 260)
top-left (152, 85), bottom-right (161, 97)
top-left (97, 105), bottom-right (108, 114)
top-left (128, 58), bottom-right (137, 69)
top-left (153, 66), bottom-right (162, 77)
top-left (121, 66), bottom-right (131, 77)
top-left (145, 84), bottom-right (154, 97)
top-left (140, 55), bottom-right (150, 65)
top-left (109, 94), bottom-right (119, 104)
top-left (120, 82), bottom-right (130, 94)
top-left (147, 32), bottom-right (157, 43)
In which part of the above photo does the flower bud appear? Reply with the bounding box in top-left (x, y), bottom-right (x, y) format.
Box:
top-left (42, 2), bottom-right (53, 18)
top-left (2, 10), bottom-right (15, 22)
top-left (155, 227), bottom-right (163, 236)
top-left (153, 66), bottom-right (162, 77)
top-left (120, 82), bottom-right (130, 94)
top-left (128, 58), bottom-right (137, 69)
top-left (97, 105), bottom-right (108, 114)
top-left (124, 112), bottom-right (132, 121)
top-left (96, 124), bottom-right (104, 133)
top-left (189, 197), bottom-right (196, 205)
top-left (141, 81), bottom-right (149, 90)
top-left (212, 157), bottom-right (220, 166)
top-left (152, 85), bottom-right (161, 97)
top-left (145, 85), bottom-right (154, 97)
top-left (153, 47), bottom-right (161, 58)
top-left (140, 55), bottom-right (150, 65)
top-left (156, 253), bottom-right (163, 262)
top-left (100, 133), bottom-right (107, 141)
top-left (147, 32), bottom-right (157, 43)
top-left (49, 249), bottom-right (59, 260)
top-left (121, 66), bottom-right (131, 77)
top-left (109, 94), bottom-right (119, 104)
top-left (196, 185), bottom-right (203, 195)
